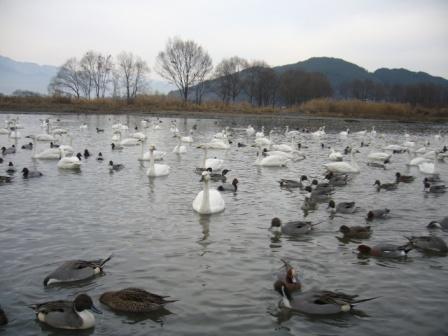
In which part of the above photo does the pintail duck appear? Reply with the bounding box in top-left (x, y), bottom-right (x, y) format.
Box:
top-left (109, 161), bottom-right (124, 171)
top-left (99, 288), bottom-right (177, 313)
top-left (324, 172), bottom-right (348, 186)
top-left (279, 286), bottom-right (377, 315)
top-left (111, 143), bottom-right (123, 150)
top-left (311, 179), bottom-right (334, 193)
top-left (43, 255), bottom-right (112, 286)
top-left (424, 182), bottom-right (446, 193)
top-left (279, 175), bottom-right (308, 188)
top-left (22, 168), bottom-right (43, 178)
top-left (270, 217), bottom-right (318, 235)
top-left (96, 127), bottom-right (104, 133)
top-left (366, 209), bottom-right (390, 221)
top-left (217, 178), bottom-right (238, 192)
top-left (328, 200), bottom-right (359, 215)
top-left (30, 294), bottom-right (101, 329)
top-left (374, 180), bottom-right (398, 191)
top-left (274, 259), bottom-right (301, 295)
top-left (0, 305), bottom-right (7, 326)
top-left (357, 243), bottom-right (412, 258)
top-left (205, 168), bottom-right (230, 182)
top-left (1, 145), bottom-right (16, 155)
top-left (406, 236), bottom-right (448, 253)
top-left (339, 225), bottom-right (371, 239)
top-left (6, 162), bottom-right (16, 174)
top-left (427, 217), bottom-right (448, 230)
top-left (395, 172), bottom-right (414, 183)
top-left (21, 142), bottom-right (33, 150)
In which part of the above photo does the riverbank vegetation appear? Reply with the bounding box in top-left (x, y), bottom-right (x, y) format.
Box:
top-left (1, 95), bottom-right (446, 121)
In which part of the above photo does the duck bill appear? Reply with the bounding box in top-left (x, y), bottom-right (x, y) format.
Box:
top-left (90, 305), bottom-right (102, 314)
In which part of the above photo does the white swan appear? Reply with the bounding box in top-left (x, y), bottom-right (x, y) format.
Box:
top-left (36, 133), bottom-right (56, 142)
top-left (111, 131), bottom-right (121, 142)
top-left (367, 152), bottom-right (391, 162)
top-left (120, 137), bottom-right (140, 146)
top-left (370, 126), bottom-right (377, 137)
top-left (31, 138), bottom-right (61, 160)
top-left (146, 145), bottom-right (170, 177)
top-left (173, 135), bottom-right (187, 154)
top-left (246, 125), bottom-right (255, 137)
top-left (284, 126), bottom-right (300, 137)
top-left (255, 126), bottom-right (265, 138)
top-left (181, 131), bottom-right (194, 143)
top-left (138, 140), bottom-right (166, 161)
top-left (339, 128), bottom-right (349, 138)
top-left (323, 152), bottom-right (359, 173)
top-left (329, 148), bottom-right (343, 161)
top-left (198, 145), bottom-right (224, 170)
top-left (312, 126), bottom-right (326, 137)
top-left (192, 171), bottom-right (225, 214)
top-left (255, 130), bottom-right (273, 147)
top-left (131, 132), bottom-right (147, 140)
top-left (57, 149), bottom-right (81, 169)
top-left (206, 138), bottom-right (231, 150)
top-left (255, 147), bottom-right (289, 167)
top-left (418, 153), bottom-right (438, 175)
top-left (79, 123), bottom-right (88, 130)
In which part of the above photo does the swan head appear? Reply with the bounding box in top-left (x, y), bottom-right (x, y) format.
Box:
top-left (149, 144), bottom-right (156, 151)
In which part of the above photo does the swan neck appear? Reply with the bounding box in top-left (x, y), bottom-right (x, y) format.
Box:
top-left (202, 148), bottom-right (208, 168)
top-left (149, 148), bottom-right (155, 173)
top-left (200, 179), bottom-right (210, 213)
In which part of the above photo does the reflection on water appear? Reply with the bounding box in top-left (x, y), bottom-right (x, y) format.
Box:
top-left (0, 113), bottom-right (447, 336)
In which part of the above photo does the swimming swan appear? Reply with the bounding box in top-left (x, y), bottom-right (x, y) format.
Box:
top-left (192, 171), bottom-right (225, 214)
top-left (146, 145), bottom-right (170, 177)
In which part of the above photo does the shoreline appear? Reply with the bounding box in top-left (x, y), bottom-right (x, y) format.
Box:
top-left (0, 106), bottom-right (447, 124)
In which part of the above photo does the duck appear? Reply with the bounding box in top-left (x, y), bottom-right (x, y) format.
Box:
top-left (217, 178), bottom-right (239, 192)
top-left (192, 171), bottom-right (225, 214)
top-left (366, 209), bottom-right (390, 221)
top-left (30, 294), bottom-right (101, 330)
top-left (357, 243), bottom-right (412, 258)
top-left (0, 305), bottom-right (7, 326)
top-left (83, 149), bottom-right (91, 158)
top-left (270, 217), bottom-right (318, 235)
top-left (374, 180), bottom-right (398, 191)
top-left (43, 255), bottom-right (112, 286)
top-left (339, 225), bottom-right (371, 239)
top-left (96, 127), bottom-right (104, 133)
top-left (324, 172), bottom-right (348, 186)
top-left (279, 286), bottom-right (376, 315)
top-left (57, 149), bottom-right (81, 170)
top-left (206, 168), bottom-right (231, 182)
top-left (6, 162), bottom-right (16, 174)
top-left (273, 260), bottom-right (301, 295)
top-left (109, 161), bottom-right (124, 172)
top-left (311, 179), bottom-right (334, 194)
top-left (146, 145), bottom-right (170, 177)
top-left (424, 182), bottom-right (446, 193)
top-left (279, 175), bottom-right (309, 189)
top-left (21, 142), bottom-right (33, 150)
top-left (427, 217), bottom-right (448, 230)
top-left (99, 288), bottom-right (177, 313)
top-left (328, 200), bottom-right (359, 214)
top-left (395, 172), bottom-right (414, 183)
top-left (111, 143), bottom-right (123, 151)
top-left (1, 145), bottom-right (16, 155)
top-left (406, 236), bottom-right (448, 253)
top-left (97, 152), bottom-right (104, 161)
top-left (366, 160), bottom-right (389, 169)
top-left (0, 175), bottom-right (13, 183)
top-left (22, 168), bottom-right (43, 178)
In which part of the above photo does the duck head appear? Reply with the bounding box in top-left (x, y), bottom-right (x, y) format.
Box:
top-left (232, 178), bottom-right (239, 187)
top-left (21, 167), bottom-right (29, 176)
top-left (300, 175), bottom-right (308, 181)
top-left (270, 217), bottom-right (282, 229)
top-left (76, 153), bottom-right (82, 160)
top-left (357, 244), bottom-right (372, 255)
top-left (109, 161), bottom-right (114, 166)
top-left (286, 267), bottom-right (298, 284)
top-left (74, 294), bottom-right (102, 314)
top-left (427, 221), bottom-right (442, 229)
top-left (339, 225), bottom-right (350, 234)
top-left (328, 200), bottom-right (336, 209)
top-left (366, 211), bottom-right (374, 220)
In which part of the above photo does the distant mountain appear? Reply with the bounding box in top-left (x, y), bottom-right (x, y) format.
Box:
top-left (274, 57), bottom-right (448, 90)
top-left (0, 55), bottom-right (58, 95)
top-left (0, 55), bottom-right (175, 95)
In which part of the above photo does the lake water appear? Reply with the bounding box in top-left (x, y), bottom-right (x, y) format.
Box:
top-left (0, 112), bottom-right (447, 336)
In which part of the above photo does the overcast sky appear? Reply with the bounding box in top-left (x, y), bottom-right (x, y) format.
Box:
top-left (1, 0), bottom-right (447, 79)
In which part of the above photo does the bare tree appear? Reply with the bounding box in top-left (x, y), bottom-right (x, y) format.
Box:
top-left (242, 60), bottom-right (269, 105)
top-left (48, 58), bottom-right (83, 98)
top-left (89, 53), bottom-right (113, 98)
top-left (79, 51), bottom-right (97, 99)
top-left (155, 37), bottom-right (213, 102)
top-left (214, 56), bottom-right (248, 103)
top-left (115, 52), bottom-right (150, 103)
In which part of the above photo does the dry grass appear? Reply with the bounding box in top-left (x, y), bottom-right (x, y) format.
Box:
top-left (0, 95), bottom-right (447, 121)
top-left (293, 98), bottom-right (448, 120)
